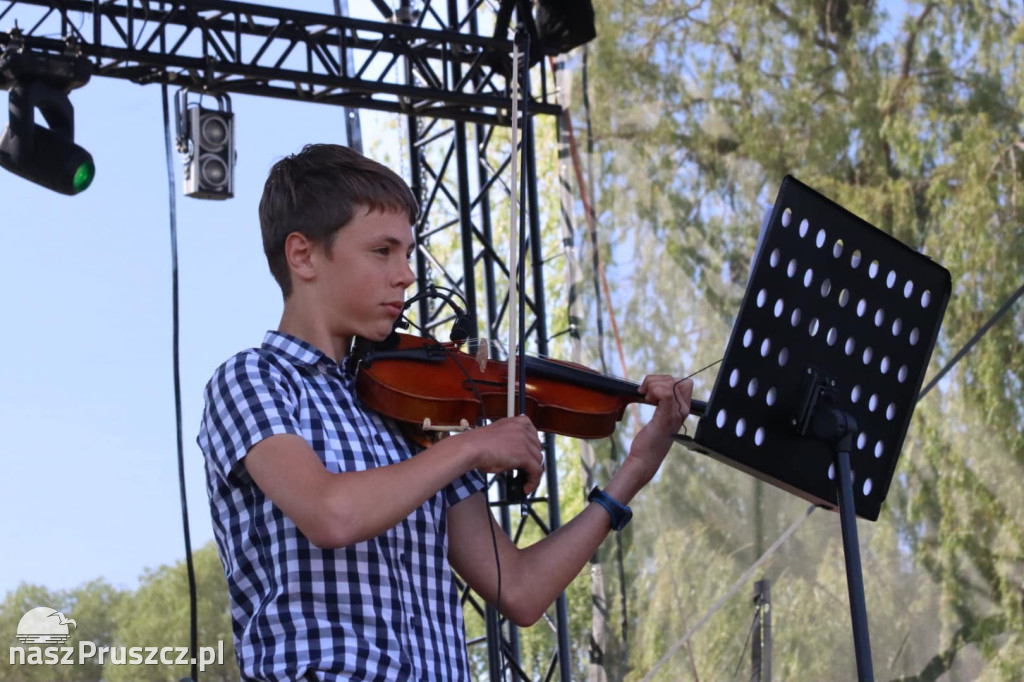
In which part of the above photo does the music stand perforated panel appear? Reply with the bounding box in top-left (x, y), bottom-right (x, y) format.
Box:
top-left (687, 176), bottom-right (951, 520)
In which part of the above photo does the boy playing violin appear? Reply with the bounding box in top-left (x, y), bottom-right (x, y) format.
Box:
top-left (197, 143), bottom-right (693, 681)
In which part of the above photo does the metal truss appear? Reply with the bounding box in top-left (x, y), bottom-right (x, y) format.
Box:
top-left (0, 0), bottom-right (559, 124)
top-left (405, 105), bottom-right (574, 682)
top-left (402, 19), bottom-right (572, 682)
top-left (0, 1), bottom-right (572, 680)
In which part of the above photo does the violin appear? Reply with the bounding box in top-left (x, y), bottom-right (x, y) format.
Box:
top-left (351, 332), bottom-right (707, 443)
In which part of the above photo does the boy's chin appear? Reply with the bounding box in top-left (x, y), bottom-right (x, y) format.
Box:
top-left (363, 326), bottom-right (398, 343)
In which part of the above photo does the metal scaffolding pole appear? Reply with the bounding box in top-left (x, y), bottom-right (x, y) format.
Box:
top-left (4, 1), bottom-right (575, 678)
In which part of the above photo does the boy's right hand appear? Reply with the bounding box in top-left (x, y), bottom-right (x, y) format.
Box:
top-left (454, 415), bottom-right (544, 495)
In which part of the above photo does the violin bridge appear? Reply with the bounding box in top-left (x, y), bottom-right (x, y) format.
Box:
top-left (475, 340), bottom-right (489, 373)
top-left (421, 418), bottom-right (471, 433)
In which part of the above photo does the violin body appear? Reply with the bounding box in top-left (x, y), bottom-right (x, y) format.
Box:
top-left (353, 333), bottom-right (643, 440)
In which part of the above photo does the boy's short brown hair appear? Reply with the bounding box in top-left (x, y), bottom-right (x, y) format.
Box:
top-left (259, 144), bottom-right (419, 298)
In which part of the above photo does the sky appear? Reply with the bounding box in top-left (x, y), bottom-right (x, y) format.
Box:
top-left (0, 0), bottom-right (407, 596)
top-left (0, 0), bottom-right (922, 600)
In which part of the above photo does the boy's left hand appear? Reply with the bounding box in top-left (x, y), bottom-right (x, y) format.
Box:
top-left (627, 375), bottom-right (694, 484)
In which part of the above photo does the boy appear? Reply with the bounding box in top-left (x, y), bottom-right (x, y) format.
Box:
top-left (197, 143), bottom-right (693, 680)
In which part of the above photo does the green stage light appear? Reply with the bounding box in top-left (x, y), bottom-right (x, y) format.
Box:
top-left (0, 50), bottom-right (94, 196)
top-left (72, 158), bottom-right (95, 193)
top-left (0, 119), bottom-right (96, 195)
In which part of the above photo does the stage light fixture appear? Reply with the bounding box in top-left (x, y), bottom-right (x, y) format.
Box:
top-left (175, 91), bottom-right (235, 200)
top-left (489, 0), bottom-right (596, 76)
top-left (0, 48), bottom-right (95, 195)
top-left (535, 0), bottom-right (596, 55)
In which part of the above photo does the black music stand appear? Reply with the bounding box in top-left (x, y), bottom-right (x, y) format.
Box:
top-left (677, 176), bottom-right (951, 681)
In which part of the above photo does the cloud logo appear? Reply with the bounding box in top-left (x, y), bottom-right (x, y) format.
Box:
top-left (16, 607), bottom-right (77, 645)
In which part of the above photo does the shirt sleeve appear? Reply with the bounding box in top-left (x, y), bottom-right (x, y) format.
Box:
top-left (443, 468), bottom-right (488, 507)
top-left (198, 350), bottom-right (303, 483)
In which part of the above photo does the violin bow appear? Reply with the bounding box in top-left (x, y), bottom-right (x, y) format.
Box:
top-left (506, 26), bottom-right (532, 506)
top-left (506, 30), bottom-right (521, 422)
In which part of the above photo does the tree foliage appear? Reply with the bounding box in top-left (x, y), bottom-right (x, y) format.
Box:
top-left (5, 2), bottom-right (1024, 680)
top-left (560, 0), bottom-right (1024, 680)
top-left (0, 542), bottom-right (236, 681)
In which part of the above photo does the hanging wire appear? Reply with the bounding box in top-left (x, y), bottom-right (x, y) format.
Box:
top-left (918, 279), bottom-right (1024, 400)
top-left (161, 80), bottom-right (199, 682)
top-left (731, 602), bottom-right (761, 680)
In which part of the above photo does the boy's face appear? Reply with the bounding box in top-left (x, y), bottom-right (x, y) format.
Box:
top-left (312, 207), bottom-right (416, 342)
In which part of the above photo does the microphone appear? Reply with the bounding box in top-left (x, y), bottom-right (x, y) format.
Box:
top-left (448, 308), bottom-right (475, 343)
top-left (397, 285), bottom-right (475, 344)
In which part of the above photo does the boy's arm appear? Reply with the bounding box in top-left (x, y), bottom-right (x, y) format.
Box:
top-left (244, 414), bottom-right (544, 549)
top-left (446, 375), bottom-right (692, 627)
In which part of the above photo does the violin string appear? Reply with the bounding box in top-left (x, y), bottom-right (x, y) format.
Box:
top-left (673, 357), bottom-right (723, 436)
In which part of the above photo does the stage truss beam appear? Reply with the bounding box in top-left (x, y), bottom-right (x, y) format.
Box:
top-left (0, 0), bottom-right (559, 124)
top-left (0, 1), bottom-right (574, 680)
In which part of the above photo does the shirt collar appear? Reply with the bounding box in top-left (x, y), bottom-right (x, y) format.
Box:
top-left (261, 330), bottom-right (334, 369)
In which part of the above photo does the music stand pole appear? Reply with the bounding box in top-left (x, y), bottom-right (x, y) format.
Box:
top-left (801, 378), bottom-right (875, 681)
top-left (835, 447), bottom-right (875, 682)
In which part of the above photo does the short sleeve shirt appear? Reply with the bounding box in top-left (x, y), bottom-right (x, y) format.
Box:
top-left (197, 331), bottom-right (486, 681)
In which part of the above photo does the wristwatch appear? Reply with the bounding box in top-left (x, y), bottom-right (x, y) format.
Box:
top-left (587, 486), bottom-right (632, 531)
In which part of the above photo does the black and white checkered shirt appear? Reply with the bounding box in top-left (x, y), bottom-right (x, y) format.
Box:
top-left (197, 331), bottom-right (486, 681)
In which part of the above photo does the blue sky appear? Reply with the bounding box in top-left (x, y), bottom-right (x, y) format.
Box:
top-left (0, 1), bottom-right (403, 595)
top-left (0, 0), bottom-right (921, 598)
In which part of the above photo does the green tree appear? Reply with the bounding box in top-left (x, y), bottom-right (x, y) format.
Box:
top-left (0, 542), bottom-right (235, 682)
top-left (0, 580), bottom-right (125, 681)
top-left (559, 0), bottom-right (1024, 680)
top-left (105, 541), bottom-right (235, 682)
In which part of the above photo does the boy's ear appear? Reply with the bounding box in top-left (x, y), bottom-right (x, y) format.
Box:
top-left (284, 232), bottom-right (317, 285)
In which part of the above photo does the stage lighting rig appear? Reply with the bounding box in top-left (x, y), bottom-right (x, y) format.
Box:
top-left (175, 90), bottom-right (235, 200)
top-left (535, 0), bottom-right (596, 55)
top-left (0, 45), bottom-right (95, 195)
top-left (390, 1), bottom-right (421, 25)
top-left (492, 0), bottom-right (596, 59)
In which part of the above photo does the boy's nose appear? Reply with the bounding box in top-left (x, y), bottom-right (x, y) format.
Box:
top-left (396, 260), bottom-right (416, 288)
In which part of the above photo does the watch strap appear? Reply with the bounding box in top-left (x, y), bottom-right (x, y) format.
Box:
top-left (587, 486), bottom-right (633, 531)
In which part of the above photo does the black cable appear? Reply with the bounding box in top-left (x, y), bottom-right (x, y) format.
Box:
top-left (399, 296), bottom-right (507, 678)
top-left (918, 280), bottom-right (1024, 400)
top-left (428, 337), bottom-right (504, 635)
top-left (161, 81), bottom-right (199, 682)
top-left (731, 603), bottom-right (760, 680)
top-left (486, 487), bottom-right (504, 677)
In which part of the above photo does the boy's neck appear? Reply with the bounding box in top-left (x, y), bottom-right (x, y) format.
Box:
top-left (278, 300), bottom-right (351, 365)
